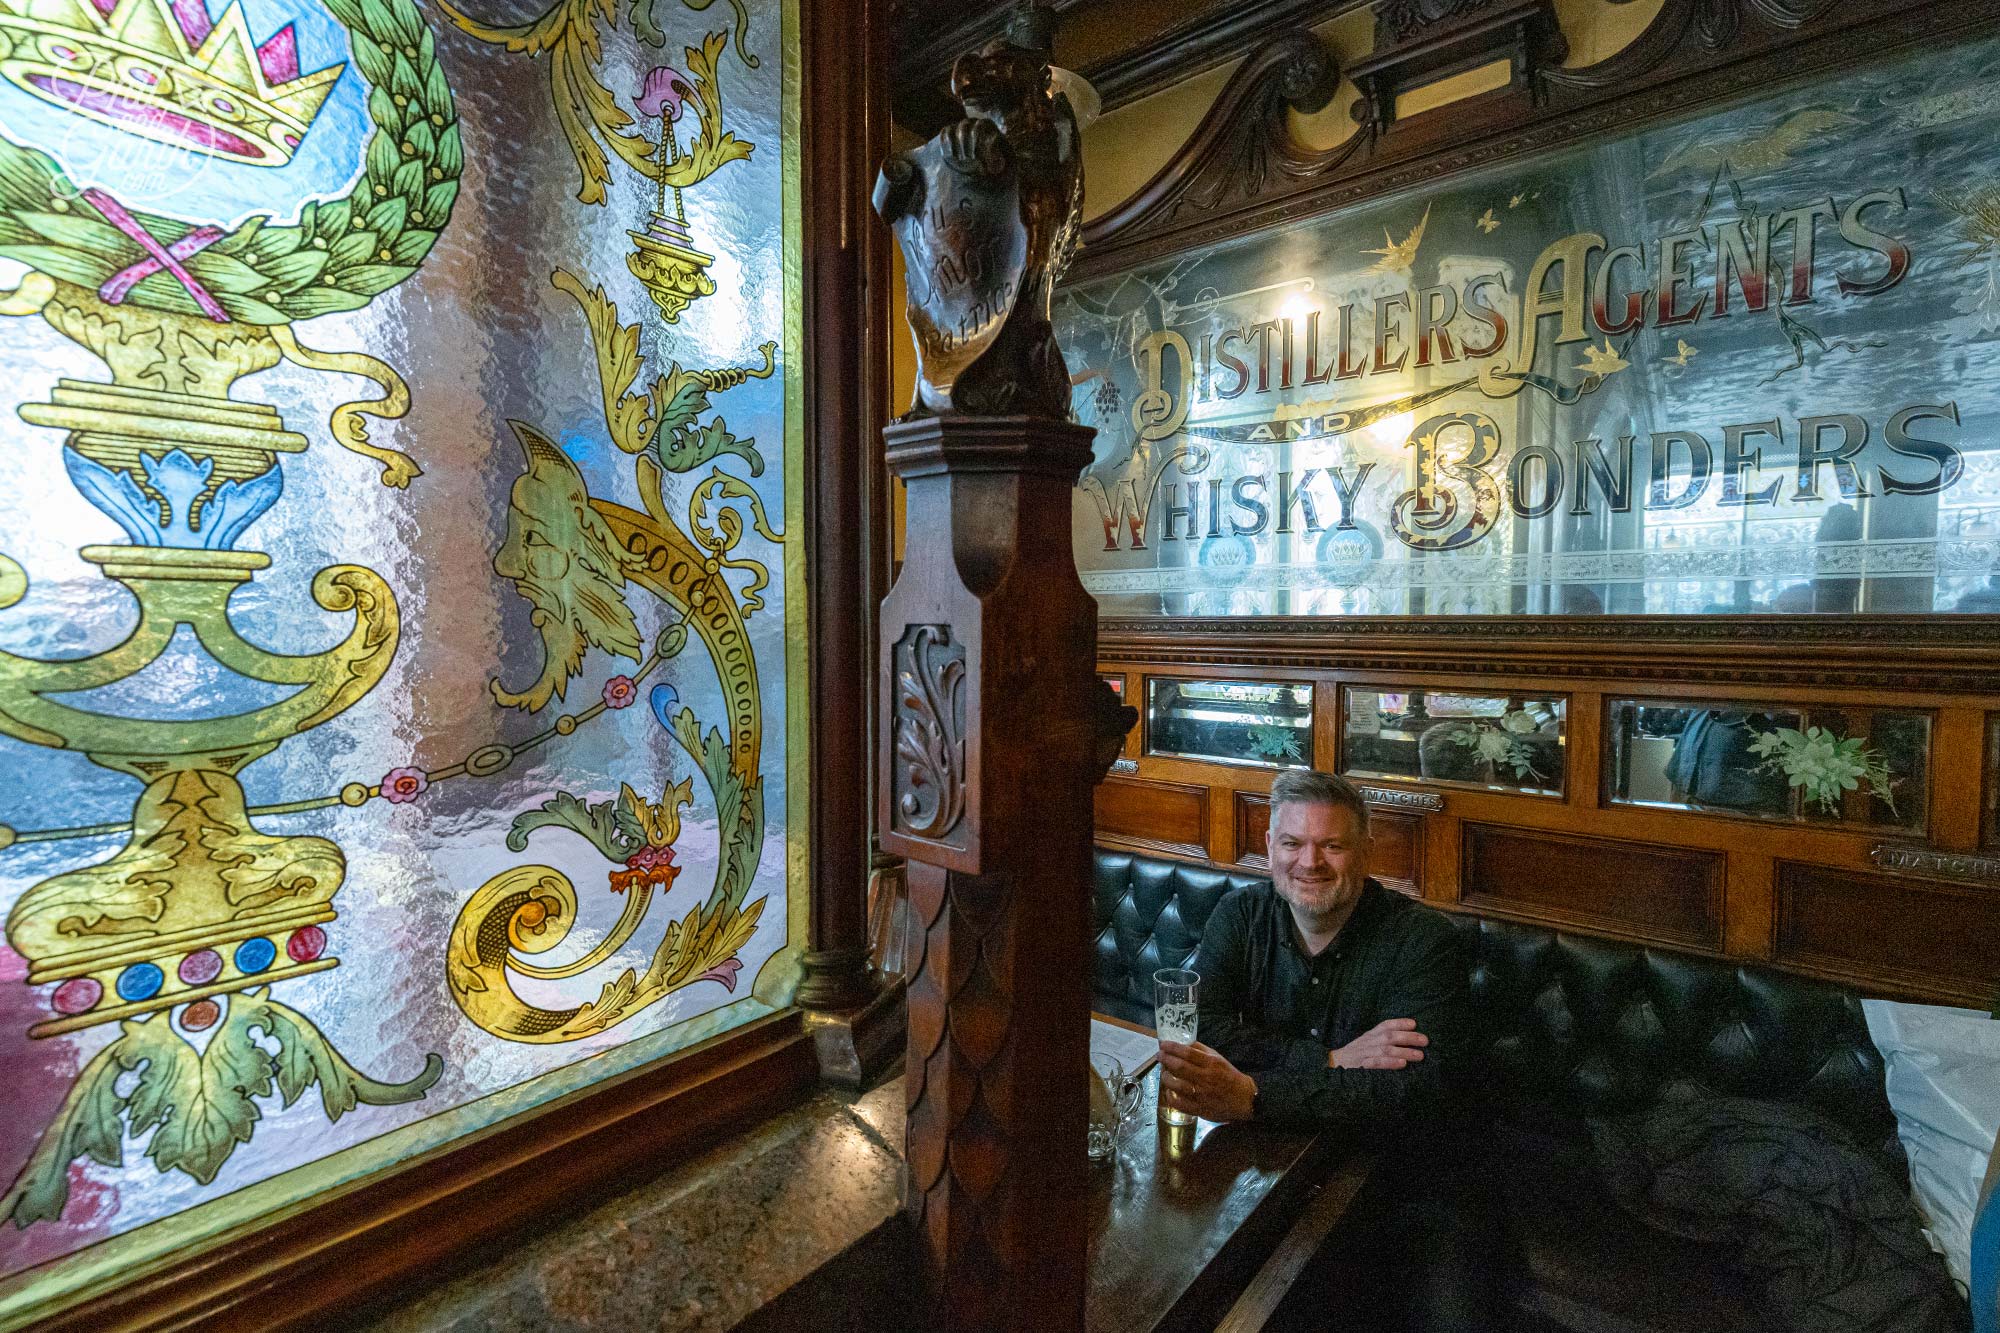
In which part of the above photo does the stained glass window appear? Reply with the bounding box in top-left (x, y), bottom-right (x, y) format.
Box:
top-left (0, 0), bottom-right (802, 1311)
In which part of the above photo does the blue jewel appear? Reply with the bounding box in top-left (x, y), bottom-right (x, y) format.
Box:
top-left (115, 962), bottom-right (164, 1002)
top-left (234, 937), bottom-right (277, 974)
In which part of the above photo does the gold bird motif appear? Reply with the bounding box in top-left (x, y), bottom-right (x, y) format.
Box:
top-left (1935, 184), bottom-right (2000, 264)
top-left (1648, 108), bottom-right (1858, 179)
top-left (1578, 340), bottom-right (1630, 376)
top-left (1666, 339), bottom-right (1699, 368)
top-left (1476, 208), bottom-right (1500, 234)
top-left (1364, 204), bottom-right (1430, 273)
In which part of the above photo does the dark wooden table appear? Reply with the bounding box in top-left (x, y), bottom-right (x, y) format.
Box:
top-left (1084, 1065), bottom-right (1348, 1333)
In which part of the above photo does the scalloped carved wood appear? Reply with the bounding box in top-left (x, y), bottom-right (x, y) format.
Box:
top-left (1074, 0), bottom-right (2000, 282)
top-left (880, 416), bottom-right (1131, 1330)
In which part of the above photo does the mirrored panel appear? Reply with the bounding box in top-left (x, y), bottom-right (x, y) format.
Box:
top-left (1057, 34), bottom-right (2000, 618)
top-left (1146, 678), bottom-right (1313, 768)
top-left (1607, 701), bottom-right (1929, 831)
top-left (1342, 689), bottom-right (1566, 795)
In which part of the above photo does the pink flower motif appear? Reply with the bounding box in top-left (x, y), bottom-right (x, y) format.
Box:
top-left (381, 766), bottom-right (428, 804)
top-left (636, 66), bottom-right (689, 122)
top-left (697, 957), bottom-right (743, 992)
top-left (602, 675), bottom-right (639, 710)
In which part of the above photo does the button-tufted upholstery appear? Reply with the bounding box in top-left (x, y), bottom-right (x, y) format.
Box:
top-left (1447, 912), bottom-right (1899, 1160)
top-left (1092, 850), bottom-right (1260, 1027)
top-left (1090, 847), bottom-right (1910, 1333)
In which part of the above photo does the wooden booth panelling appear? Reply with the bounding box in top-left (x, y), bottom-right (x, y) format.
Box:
top-left (1097, 623), bottom-right (2000, 1008)
top-left (1065, 0), bottom-right (2000, 1013)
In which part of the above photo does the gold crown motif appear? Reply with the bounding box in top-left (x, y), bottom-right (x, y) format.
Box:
top-left (0, 0), bottom-right (345, 167)
top-left (8, 762), bottom-right (343, 1037)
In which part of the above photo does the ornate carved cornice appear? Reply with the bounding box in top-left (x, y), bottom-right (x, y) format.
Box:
top-left (1073, 0), bottom-right (2000, 281)
top-left (1096, 616), bottom-right (2000, 693)
top-left (892, 0), bottom-right (1091, 133)
top-left (1080, 0), bottom-right (1355, 114)
top-left (1079, 29), bottom-right (1345, 258)
top-left (1346, 0), bottom-right (1566, 133)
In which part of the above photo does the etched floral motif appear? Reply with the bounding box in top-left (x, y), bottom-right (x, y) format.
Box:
top-left (381, 766), bottom-right (428, 804)
top-left (1445, 710), bottom-right (1545, 780)
top-left (1748, 725), bottom-right (1899, 816)
top-left (636, 66), bottom-right (690, 121)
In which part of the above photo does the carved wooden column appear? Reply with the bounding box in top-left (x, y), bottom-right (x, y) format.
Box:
top-left (797, 0), bottom-right (891, 1023)
top-left (882, 416), bottom-right (1119, 1331)
top-left (874, 8), bottom-right (1133, 1326)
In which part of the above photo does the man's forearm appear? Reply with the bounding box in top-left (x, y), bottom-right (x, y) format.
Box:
top-left (1251, 1057), bottom-right (1450, 1132)
top-left (1205, 1014), bottom-right (1332, 1075)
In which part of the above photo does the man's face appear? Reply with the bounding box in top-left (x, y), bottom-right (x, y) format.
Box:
top-left (1268, 799), bottom-right (1370, 920)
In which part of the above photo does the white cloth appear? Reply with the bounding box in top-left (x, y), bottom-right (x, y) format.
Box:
top-left (1863, 999), bottom-right (2000, 1292)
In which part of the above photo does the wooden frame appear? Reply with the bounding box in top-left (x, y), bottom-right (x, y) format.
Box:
top-left (1097, 622), bottom-right (2000, 1008)
top-left (35, 1015), bottom-right (820, 1333)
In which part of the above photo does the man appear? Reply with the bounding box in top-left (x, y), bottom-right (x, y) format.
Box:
top-left (1157, 768), bottom-right (1493, 1332)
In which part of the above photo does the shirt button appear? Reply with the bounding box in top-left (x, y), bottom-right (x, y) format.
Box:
top-left (1311, 1027), bottom-right (1320, 1038)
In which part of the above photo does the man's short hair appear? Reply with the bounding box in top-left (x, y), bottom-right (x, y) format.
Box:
top-left (1269, 768), bottom-right (1370, 834)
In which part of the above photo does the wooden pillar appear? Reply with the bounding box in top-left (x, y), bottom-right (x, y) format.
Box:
top-left (796, 0), bottom-right (891, 1017)
top-left (881, 415), bottom-right (1113, 1331)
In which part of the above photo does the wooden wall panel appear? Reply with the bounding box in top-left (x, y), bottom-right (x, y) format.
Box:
top-left (1233, 792), bottom-right (1423, 897)
top-left (1235, 791), bottom-right (1268, 868)
top-left (1461, 824), bottom-right (1725, 950)
top-left (1096, 776), bottom-right (1209, 859)
top-left (1370, 813), bottom-right (1424, 897)
top-left (1775, 863), bottom-right (2000, 1008)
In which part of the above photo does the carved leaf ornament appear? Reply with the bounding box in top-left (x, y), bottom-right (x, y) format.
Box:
top-left (893, 625), bottom-right (967, 841)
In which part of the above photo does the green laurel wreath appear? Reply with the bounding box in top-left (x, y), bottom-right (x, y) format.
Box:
top-left (0, 0), bottom-right (461, 325)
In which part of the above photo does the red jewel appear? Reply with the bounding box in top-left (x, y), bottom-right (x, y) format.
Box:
top-left (181, 999), bottom-right (221, 1032)
top-left (52, 977), bottom-right (102, 1015)
top-left (287, 925), bottom-right (327, 963)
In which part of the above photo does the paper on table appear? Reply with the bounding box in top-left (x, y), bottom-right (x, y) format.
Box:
top-left (1090, 1015), bottom-right (1159, 1079)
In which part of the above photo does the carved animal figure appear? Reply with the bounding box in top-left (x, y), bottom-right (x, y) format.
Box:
top-left (872, 2), bottom-right (1084, 419)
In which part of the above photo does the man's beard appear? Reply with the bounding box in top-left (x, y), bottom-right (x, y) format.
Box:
top-left (1277, 872), bottom-right (1361, 919)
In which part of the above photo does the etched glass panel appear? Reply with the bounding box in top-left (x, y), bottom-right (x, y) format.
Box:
top-left (1607, 701), bottom-right (1929, 831)
top-left (1342, 689), bottom-right (1566, 795)
top-left (0, 0), bottom-right (801, 1306)
top-left (1146, 678), bottom-right (1313, 768)
top-left (1057, 35), bottom-right (2000, 617)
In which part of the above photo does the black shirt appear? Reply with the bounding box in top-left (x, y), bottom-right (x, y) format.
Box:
top-left (1192, 878), bottom-right (1469, 1132)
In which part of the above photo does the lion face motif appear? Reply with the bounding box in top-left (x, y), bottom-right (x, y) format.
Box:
top-left (489, 420), bottom-right (644, 713)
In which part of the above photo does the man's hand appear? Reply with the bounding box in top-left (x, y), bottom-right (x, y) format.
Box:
top-left (1158, 1041), bottom-right (1257, 1122)
top-left (1328, 1017), bottom-right (1427, 1070)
